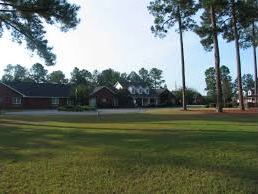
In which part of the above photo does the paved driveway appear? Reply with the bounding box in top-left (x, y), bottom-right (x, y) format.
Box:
top-left (3, 108), bottom-right (148, 116)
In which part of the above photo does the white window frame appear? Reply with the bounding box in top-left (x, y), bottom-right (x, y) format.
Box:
top-left (51, 97), bottom-right (59, 105)
top-left (67, 99), bottom-right (72, 106)
top-left (12, 97), bottom-right (21, 105)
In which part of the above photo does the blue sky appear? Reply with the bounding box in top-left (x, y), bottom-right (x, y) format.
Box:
top-left (0, 0), bottom-right (255, 94)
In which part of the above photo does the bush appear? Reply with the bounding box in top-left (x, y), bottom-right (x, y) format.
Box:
top-left (224, 103), bottom-right (233, 108)
top-left (81, 105), bottom-right (96, 111)
top-left (58, 105), bottom-right (96, 112)
top-left (209, 103), bottom-right (216, 108)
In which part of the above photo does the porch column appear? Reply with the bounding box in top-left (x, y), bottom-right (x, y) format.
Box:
top-left (142, 98), bottom-right (144, 107)
top-left (155, 98), bottom-right (159, 105)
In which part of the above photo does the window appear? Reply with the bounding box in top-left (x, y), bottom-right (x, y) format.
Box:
top-left (102, 98), bottom-right (107, 103)
top-left (67, 99), bottom-right (72, 106)
top-left (248, 90), bottom-right (252, 96)
top-left (131, 88), bottom-right (135, 94)
top-left (145, 88), bottom-right (149, 94)
top-left (139, 89), bottom-right (142, 94)
top-left (12, 97), bottom-right (21, 105)
top-left (51, 98), bottom-right (59, 105)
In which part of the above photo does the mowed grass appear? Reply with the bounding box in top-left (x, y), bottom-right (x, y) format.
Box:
top-left (0, 109), bottom-right (257, 193)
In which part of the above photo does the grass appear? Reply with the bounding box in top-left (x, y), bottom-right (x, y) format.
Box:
top-left (0, 109), bottom-right (257, 193)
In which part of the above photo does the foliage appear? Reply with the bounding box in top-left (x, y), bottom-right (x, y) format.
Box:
top-left (148, 0), bottom-right (197, 38)
top-left (221, 0), bottom-right (258, 49)
top-left (58, 105), bottom-right (95, 112)
top-left (233, 74), bottom-right (255, 95)
top-left (1, 64), bottom-right (28, 82)
top-left (204, 67), bottom-right (216, 98)
top-left (138, 68), bottom-right (151, 86)
top-left (70, 67), bottom-right (93, 85)
top-left (47, 70), bottom-right (68, 84)
top-left (70, 84), bottom-right (90, 105)
top-left (30, 63), bottom-right (48, 83)
top-left (97, 68), bottom-right (121, 86)
top-left (0, 0), bottom-right (80, 66)
top-left (149, 68), bottom-right (165, 89)
top-left (173, 87), bottom-right (202, 105)
top-left (127, 71), bottom-right (142, 85)
top-left (204, 65), bottom-right (233, 103)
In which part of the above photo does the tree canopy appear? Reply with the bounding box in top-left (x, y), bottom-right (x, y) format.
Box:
top-left (0, 0), bottom-right (80, 66)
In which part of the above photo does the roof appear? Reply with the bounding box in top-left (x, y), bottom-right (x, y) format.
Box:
top-left (89, 86), bottom-right (117, 96)
top-left (1, 82), bottom-right (72, 98)
top-left (156, 88), bottom-right (168, 95)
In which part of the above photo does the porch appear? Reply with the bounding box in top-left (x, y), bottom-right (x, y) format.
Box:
top-left (133, 97), bottom-right (159, 107)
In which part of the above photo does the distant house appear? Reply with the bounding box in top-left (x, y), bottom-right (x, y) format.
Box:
top-left (89, 86), bottom-right (119, 108)
top-left (244, 90), bottom-right (257, 106)
top-left (114, 81), bottom-right (175, 107)
top-left (0, 82), bottom-right (73, 109)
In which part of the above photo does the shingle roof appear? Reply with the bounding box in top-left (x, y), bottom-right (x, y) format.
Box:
top-left (89, 86), bottom-right (117, 96)
top-left (2, 82), bottom-right (72, 98)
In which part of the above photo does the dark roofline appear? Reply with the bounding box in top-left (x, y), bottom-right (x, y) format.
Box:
top-left (0, 82), bottom-right (26, 97)
top-left (90, 86), bottom-right (117, 96)
top-left (1, 81), bottom-right (71, 98)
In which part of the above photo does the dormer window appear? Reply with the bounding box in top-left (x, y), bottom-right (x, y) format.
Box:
top-left (248, 90), bottom-right (252, 96)
top-left (145, 88), bottom-right (149, 94)
top-left (139, 88), bottom-right (142, 94)
top-left (131, 88), bottom-right (135, 94)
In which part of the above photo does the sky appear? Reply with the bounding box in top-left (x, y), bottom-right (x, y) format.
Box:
top-left (0, 0), bottom-right (255, 94)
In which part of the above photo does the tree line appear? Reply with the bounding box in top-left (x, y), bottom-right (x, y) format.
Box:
top-left (205, 65), bottom-right (255, 106)
top-left (1, 63), bottom-right (166, 89)
top-left (148, 0), bottom-right (257, 112)
top-left (0, 1), bottom-right (256, 112)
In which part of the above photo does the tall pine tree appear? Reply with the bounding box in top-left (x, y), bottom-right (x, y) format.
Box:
top-left (0, 0), bottom-right (80, 66)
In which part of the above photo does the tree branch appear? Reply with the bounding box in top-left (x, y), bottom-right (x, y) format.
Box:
top-left (0, 16), bottom-right (35, 43)
top-left (161, 18), bottom-right (173, 29)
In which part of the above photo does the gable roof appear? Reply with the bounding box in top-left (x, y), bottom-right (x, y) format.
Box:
top-left (89, 86), bottom-right (117, 96)
top-left (1, 82), bottom-right (72, 98)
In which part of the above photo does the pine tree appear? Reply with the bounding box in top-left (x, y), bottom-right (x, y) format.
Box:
top-left (0, 0), bottom-right (80, 66)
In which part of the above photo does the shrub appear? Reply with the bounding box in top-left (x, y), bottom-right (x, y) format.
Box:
top-left (224, 103), bottom-right (233, 108)
top-left (58, 105), bottom-right (96, 112)
top-left (209, 103), bottom-right (216, 108)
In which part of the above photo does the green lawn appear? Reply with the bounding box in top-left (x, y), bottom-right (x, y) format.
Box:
top-left (0, 109), bottom-right (257, 193)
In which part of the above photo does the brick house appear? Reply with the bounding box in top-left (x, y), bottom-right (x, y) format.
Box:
top-left (89, 86), bottom-right (119, 108)
top-left (114, 81), bottom-right (175, 107)
top-left (0, 82), bottom-right (73, 109)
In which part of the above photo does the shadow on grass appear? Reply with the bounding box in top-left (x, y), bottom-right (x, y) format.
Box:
top-left (1, 112), bottom-right (257, 124)
top-left (0, 121), bottom-right (257, 184)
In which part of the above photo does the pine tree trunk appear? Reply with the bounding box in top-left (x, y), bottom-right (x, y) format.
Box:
top-left (231, 0), bottom-right (245, 111)
top-left (252, 21), bottom-right (258, 107)
top-left (178, 5), bottom-right (187, 111)
top-left (210, 5), bottom-right (223, 113)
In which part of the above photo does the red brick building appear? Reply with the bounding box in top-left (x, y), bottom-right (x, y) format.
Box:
top-left (89, 86), bottom-right (118, 108)
top-left (0, 82), bottom-right (73, 109)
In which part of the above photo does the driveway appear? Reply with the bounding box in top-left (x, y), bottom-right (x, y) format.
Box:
top-left (3, 108), bottom-right (148, 116)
